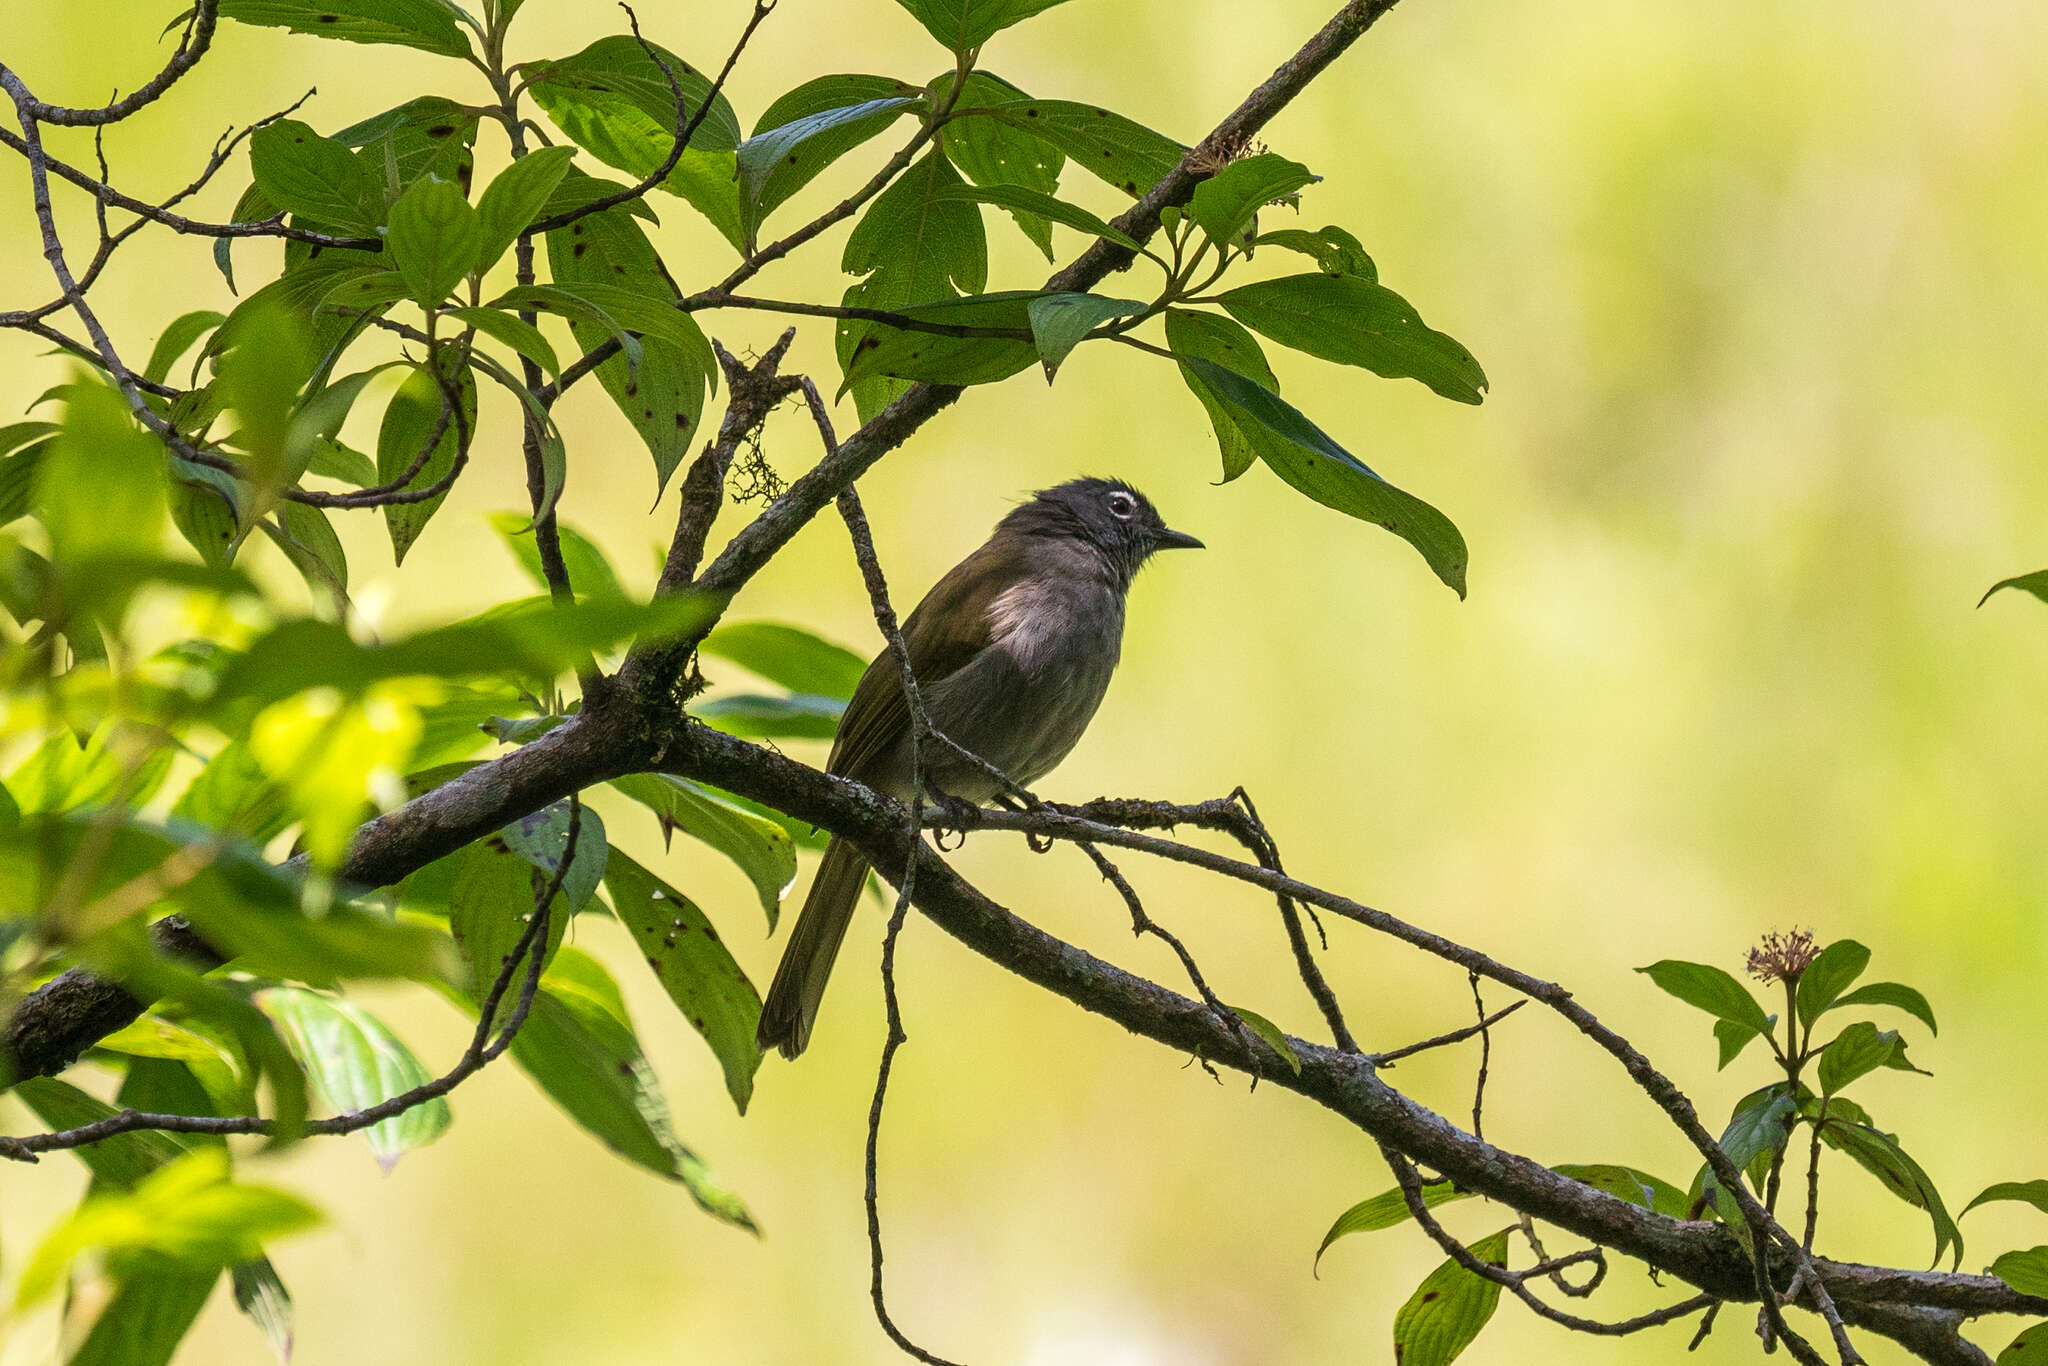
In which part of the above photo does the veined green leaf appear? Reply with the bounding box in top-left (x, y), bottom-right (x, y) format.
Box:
top-left (1188, 151), bottom-right (1317, 247)
top-left (386, 175), bottom-right (482, 306)
top-left (1795, 939), bottom-right (1871, 1027)
top-left (981, 98), bottom-right (1186, 199)
top-left (700, 621), bottom-right (867, 698)
top-left (1636, 959), bottom-right (1773, 1033)
top-left (608, 774), bottom-right (795, 927)
top-left (1390, 1227), bottom-right (1511, 1366)
top-left (248, 120), bottom-right (376, 233)
top-left (219, 0), bottom-right (472, 57)
top-left (1165, 308), bottom-right (1275, 481)
top-left (475, 145), bottom-right (577, 270)
top-left (257, 987), bottom-right (449, 1170)
top-left (1314, 1179), bottom-right (1468, 1269)
top-left (1026, 292), bottom-right (1145, 380)
top-left (1217, 272), bottom-right (1488, 404)
top-left (894, 0), bottom-right (1080, 52)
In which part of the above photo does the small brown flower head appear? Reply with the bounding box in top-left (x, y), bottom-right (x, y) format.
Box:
top-left (1745, 928), bottom-right (1819, 985)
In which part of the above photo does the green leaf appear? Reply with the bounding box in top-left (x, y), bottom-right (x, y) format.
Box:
top-left (1636, 959), bottom-right (1773, 1034)
top-left (475, 145), bottom-right (576, 270)
top-left (524, 36), bottom-right (744, 252)
top-left (837, 150), bottom-right (990, 420)
top-left (934, 72), bottom-right (1064, 258)
top-left (1390, 1227), bottom-right (1510, 1366)
top-left (15, 1078), bottom-right (196, 1190)
top-left (1229, 1006), bottom-right (1299, 1074)
top-left (1217, 272), bottom-right (1488, 404)
top-left (1795, 939), bottom-right (1871, 1028)
top-left (1710, 1084), bottom-right (1800, 1199)
top-left (1254, 224), bottom-right (1376, 279)
top-left (16, 1149), bottom-right (320, 1308)
top-left (1178, 357), bottom-right (1468, 596)
top-left (982, 99), bottom-right (1186, 199)
top-left (265, 498), bottom-right (352, 614)
top-left (693, 691), bottom-right (844, 739)
top-left (1189, 152), bottom-right (1318, 247)
top-left (305, 436), bottom-right (380, 487)
top-left (1714, 1016), bottom-right (1766, 1069)
top-left (334, 96), bottom-right (480, 205)
top-left (739, 86), bottom-right (922, 247)
top-left (229, 1258), bottom-right (294, 1365)
top-left (376, 354), bottom-right (477, 565)
top-left (173, 741), bottom-right (291, 844)
top-left (1165, 308), bottom-right (1276, 481)
top-left (601, 849), bottom-right (763, 1113)
top-left (1981, 571), bottom-right (2048, 608)
top-left (700, 621), bottom-right (867, 698)
top-left (247, 120), bottom-right (376, 233)
top-left (66, 1262), bottom-right (220, 1366)
top-left (1314, 1179), bottom-right (1469, 1270)
top-left (257, 987), bottom-right (449, 1170)
top-left (1820, 1117), bottom-right (1962, 1267)
top-left (1026, 292), bottom-right (1145, 380)
top-left (386, 175), bottom-right (482, 306)
top-left (500, 800), bottom-right (610, 915)
top-left (932, 181), bottom-right (1139, 250)
top-left (1964, 1180), bottom-right (2048, 1220)
top-left (219, 0), bottom-right (472, 57)
top-left (145, 311), bottom-right (227, 386)
top-left (503, 948), bottom-right (756, 1229)
top-left (488, 511), bottom-right (623, 599)
top-left (37, 378), bottom-right (167, 566)
top-left (448, 835), bottom-right (571, 1025)
top-left (492, 282), bottom-right (707, 357)
top-left (1831, 981), bottom-right (1938, 1036)
top-left (608, 774), bottom-right (795, 927)
top-left (2000, 1323), bottom-right (2048, 1365)
top-left (543, 177), bottom-right (715, 494)
top-left (1552, 1163), bottom-right (1691, 1219)
top-left (842, 290), bottom-right (1040, 391)
top-left (894, 0), bottom-right (1078, 51)
top-left (214, 592), bottom-right (717, 706)
top-left (1817, 1021), bottom-right (1903, 1096)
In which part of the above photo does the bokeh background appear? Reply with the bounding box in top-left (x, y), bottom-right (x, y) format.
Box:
top-left (6, 1), bottom-right (2048, 1362)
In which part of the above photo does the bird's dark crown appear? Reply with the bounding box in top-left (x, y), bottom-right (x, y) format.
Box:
top-left (994, 477), bottom-right (1197, 580)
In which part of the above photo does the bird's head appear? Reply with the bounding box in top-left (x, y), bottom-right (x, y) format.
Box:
top-left (999, 477), bottom-right (1203, 582)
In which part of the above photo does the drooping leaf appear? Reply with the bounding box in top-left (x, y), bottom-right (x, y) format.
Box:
top-left (931, 181), bottom-right (1139, 250)
top-left (1710, 1084), bottom-right (1800, 1198)
top-left (334, 95), bottom-right (480, 209)
top-left (1165, 307), bottom-right (1276, 481)
top-left (1217, 272), bottom-right (1488, 404)
top-left (229, 1258), bottom-right (295, 1365)
top-left (1831, 981), bottom-right (1938, 1036)
top-left (1188, 151), bottom-right (1317, 248)
top-left (445, 307), bottom-right (561, 379)
top-left (601, 849), bottom-right (763, 1113)
top-left (145, 311), bottom-right (228, 386)
top-left (699, 621), bottom-right (867, 698)
top-left (1991, 1249), bottom-right (2048, 1299)
top-left (1963, 1180), bottom-right (2048, 1220)
top-left (1981, 571), bottom-right (2048, 608)
top-left (1390, 1227), bottom-right (1511, 1366)
top-left (608, 774), bottom-right (795, 927)
top-left (1026, 292), bottom-right (1145, 380)
top-left (1315, 1179), bottom-right (1468, 1269)
top-left (1636, 959), bottom-right (1774, 1034)
top-left (257, 987), bottom-right (450, 1170)
top-left (1228, 1005), bottom-right (1299, 1075)
top-left (1820, 1117), bottom-right (1962, 1268)
top-left (1178, 358), bottom-right (1468, 595)
top-left (448, 834), bottom-right (573, 1026)
top-left (1795, 939), bottom-right (1872, 1028)
top-left (218, 0), bottom-right (472, 57)
top-left (376, 353), bottom-right (477, 565)
top-left (65, 1262), bottom-right (220, 1366)
top-left (500, 800), bottom-right (610, 915)
top-left (2000, 1323), bottom-right (2048, 1365)
top-left (1714, 1016), bottom-right (1767, 1070)
top-left (1552, 1163), bottom-right (1692, 1219)
top-left (500, 947), bottom-right (756, 1229)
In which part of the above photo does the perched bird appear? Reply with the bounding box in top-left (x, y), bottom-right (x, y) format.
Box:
top-left (755, 477), bottom-right (1203, 1059)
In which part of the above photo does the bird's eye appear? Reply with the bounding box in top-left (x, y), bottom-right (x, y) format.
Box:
top-left (1106, 492), bottom-right (1136, 519)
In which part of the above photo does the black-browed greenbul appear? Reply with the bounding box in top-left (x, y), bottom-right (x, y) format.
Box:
top-left (755, 477), bottom-right (1203, 1059)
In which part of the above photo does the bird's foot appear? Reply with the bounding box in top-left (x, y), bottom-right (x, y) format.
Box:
top-left (927, 790), bottom-right (981, 850)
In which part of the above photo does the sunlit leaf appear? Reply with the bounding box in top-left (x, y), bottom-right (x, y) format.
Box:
top-left (257, 986), bottom-right (450, 1170)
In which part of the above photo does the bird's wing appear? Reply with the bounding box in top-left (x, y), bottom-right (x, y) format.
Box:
top-left (828, 541), bottom-right (1012, 782)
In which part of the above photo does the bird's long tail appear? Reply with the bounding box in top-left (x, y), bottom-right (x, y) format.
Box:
top-left (755, 836), bottom-right (869, 1059)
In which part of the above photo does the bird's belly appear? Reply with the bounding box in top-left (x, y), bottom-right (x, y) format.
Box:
top-left (919, 620), bottom-right (1120, 799)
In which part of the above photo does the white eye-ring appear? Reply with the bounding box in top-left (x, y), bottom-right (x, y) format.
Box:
top-left (1106, 491), bottom-right (1137, 519)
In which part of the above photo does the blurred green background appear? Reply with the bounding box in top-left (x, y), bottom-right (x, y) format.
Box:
top-left (6, 1), bottom-right (2048, 1362)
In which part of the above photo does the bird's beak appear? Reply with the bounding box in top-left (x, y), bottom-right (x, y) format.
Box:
top-left (1154, 526), bottom-right (1205, 551)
